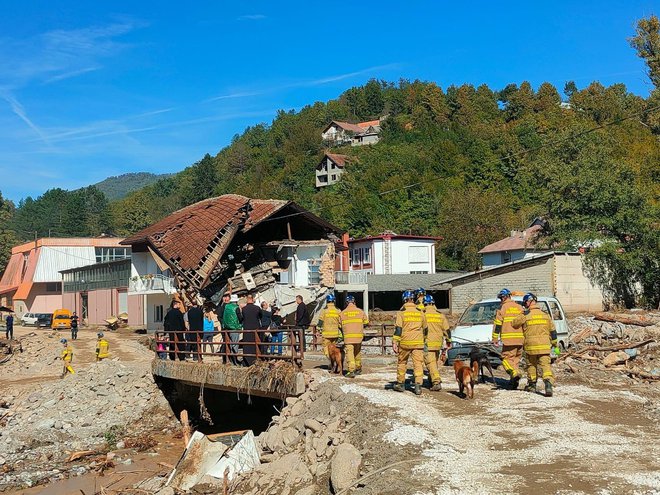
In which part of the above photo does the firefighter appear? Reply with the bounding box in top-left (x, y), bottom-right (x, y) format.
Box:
top-left (492, 288), bottom-right (524, 389)
top-left (96, 332), bottom-right (110, 361)
top-left (415, 288), bottom-right (426, 311)
top-left (423, 295), bottom-right (451, 391)
top-left (393, 290), bottom-right (427, 395)
top-left (513, 293), bottom-right (558, 397)
top-left (318, 293), bottom-right (342, 359)
top-left (60, 338), bottom-right (74, 377)
top-left (340, 295), bottom-right (368, 378)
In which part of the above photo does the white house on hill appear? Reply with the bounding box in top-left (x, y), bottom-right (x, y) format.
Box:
top-left (321, 119), bottom-right (383, 147)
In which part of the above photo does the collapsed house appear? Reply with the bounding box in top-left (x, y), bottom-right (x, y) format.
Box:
top-left (121, 194), bottom-right (343, 327)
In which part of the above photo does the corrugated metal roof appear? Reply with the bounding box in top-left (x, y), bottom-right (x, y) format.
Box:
top-left (367, 272), bottom-right (463, 292)
top-left (33, 246), bottom-right (96, 282)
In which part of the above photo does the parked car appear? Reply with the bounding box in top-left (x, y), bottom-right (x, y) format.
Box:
top-left (51, 309), bottom-right (73, 330)
top-left (446, 295), bottom-right (569, 366)
top-left (21, 312), bottom-right (39, 326)
top-left (36, 313), bottom-right (53, 328)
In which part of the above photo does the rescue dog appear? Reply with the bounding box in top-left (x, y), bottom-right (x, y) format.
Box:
top-left (453, 360), bottom-right (478, 399)
top-left (326, 341), bottom-right (344, 375)
top-left (469, 346), bottom-right (495, 383)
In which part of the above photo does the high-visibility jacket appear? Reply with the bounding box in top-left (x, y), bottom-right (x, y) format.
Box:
top-left (61, 347), bottom-right (73, 362)
top-left (96, 338), bottom-right (110, 359)
top-left (340, 303), bottom-right (368, 344)
top-left (492, 299), bottom-right (524, 346)
top-left (394, 302), bottom-right (427, 350)
top-left (512, 304), bottom-right (557, 355)
top-left (424, 305), bottom-right (450, 350)
top-left (318, 303), bottom-right (342, 339)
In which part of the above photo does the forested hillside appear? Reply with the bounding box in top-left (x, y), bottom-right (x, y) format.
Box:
top-left (1, 16), bottom-right (658, 307)
top-left (94, 172), bottom-right (171, 201)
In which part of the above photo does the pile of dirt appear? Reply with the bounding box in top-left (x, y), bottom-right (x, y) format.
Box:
top-left (561, 311), bottom-right (660, 384)
top-left (0, 357), bottom-right (177, 491)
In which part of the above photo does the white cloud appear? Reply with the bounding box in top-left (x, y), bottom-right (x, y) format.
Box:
top-left (237, 14), bottom-right (266, 21)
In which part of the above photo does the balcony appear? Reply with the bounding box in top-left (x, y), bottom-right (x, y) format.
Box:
top-left (129, 274), bottom-right (177, 294)
top-left (335, 271), bottom-right (368, 285)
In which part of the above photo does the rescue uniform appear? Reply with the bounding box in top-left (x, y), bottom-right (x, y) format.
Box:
top-left (96, 338), bottom-right (110, 361)
top-left (394, 302), bottom-right (427, 385)
top-left (424, 305), bottom-right (451, 386)
top-left (318, 303), bottom-right (342, 358)
top-left (492, 299), bottom-right (524, 379)
top-left (61, 346), bottom-right (75, 376)
top-left (340, 303), bottom-right (368, 373)
top-left (513, 303), bottom-right (557, 386)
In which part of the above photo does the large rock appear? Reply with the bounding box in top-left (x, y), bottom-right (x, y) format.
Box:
top-left (330, 443), bottom-right (362, 493)
top-left (603, 350), bottom-right (630, 366)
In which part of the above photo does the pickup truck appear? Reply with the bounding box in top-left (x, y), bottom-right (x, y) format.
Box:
top-left (446, 295), bottom-right (569, 366)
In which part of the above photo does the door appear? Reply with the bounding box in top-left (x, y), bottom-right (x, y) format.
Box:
top-left (80, 293), bottom-right (89, 322)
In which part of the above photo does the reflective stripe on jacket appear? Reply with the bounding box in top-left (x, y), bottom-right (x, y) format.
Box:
top-left (394, 302), bottom-right (427, 349)
top-left (492, 300), bottom-right (524, 346)
top-left (424, 306), bottom-right (450, 350)
top-left (319, 304), bottom-right (342, 338)
top-left (512, 305), bottom-right (556, 355)
top-left (340, 303), bottom-right (368, 344)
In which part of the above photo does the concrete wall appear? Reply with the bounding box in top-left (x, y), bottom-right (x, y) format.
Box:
top-left (87, 289), bottom-right (113, 325)
top-left (25, 284), bottom-right (63, 313)
top-left (390, 240), bottom-right (435, 274)
top-left (450, 257), bottom-right (554, 314)
top-left (553, 254), bottom-right (604, 312)
top-left (62, 293), bottom-right (76, 314)
top-left (147, 293), bottom-right (171, 332)
top-left (131, 252), bottom-right (163, 278)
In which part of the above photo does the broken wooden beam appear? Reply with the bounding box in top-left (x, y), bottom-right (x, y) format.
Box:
top-left (593, 312), bottom-right (656, 327)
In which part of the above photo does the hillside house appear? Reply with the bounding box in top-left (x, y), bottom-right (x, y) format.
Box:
top-left (321, 119), bottom-right (383, 147)
top-left (121, 194), bottom-right (343, 330)
top-left (0, 237), bottom-right (129, 317)
top-left (316, 153), bottom-right (348, 187)
top-left (479, 218), bottom-right (549, 268)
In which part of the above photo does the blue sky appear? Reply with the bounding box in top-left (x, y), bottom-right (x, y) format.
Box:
top-left (1, 1), bottom-right (657, 203)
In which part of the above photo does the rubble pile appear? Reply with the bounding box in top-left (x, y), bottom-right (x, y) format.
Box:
top-left (0, 359), bottom-right (176, 490)
top-left (562, 312), bottom-right (660, 382)
top-left (0, 331), bottom-right (72, 377)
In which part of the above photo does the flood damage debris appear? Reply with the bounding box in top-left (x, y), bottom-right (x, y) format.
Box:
top-left (167, 430), bottom-right (260, 491)
top-left (121, 194), bottom-right (343, 316)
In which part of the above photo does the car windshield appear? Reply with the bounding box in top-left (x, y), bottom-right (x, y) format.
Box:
top-left (55, 314), bottom-right (69, 319)
top-left (458, 301), bottom-right (501, 325)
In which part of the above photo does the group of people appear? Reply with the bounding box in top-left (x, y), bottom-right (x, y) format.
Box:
top-left (159, 292), bottom-right (306, 365)
top-left (320, 286), bottom-right (557, 398)
top-left (58, 332), bottom-right (110, 378)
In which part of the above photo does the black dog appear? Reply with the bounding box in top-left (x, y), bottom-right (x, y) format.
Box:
top-left (469, 346), bottom-right (495, 383)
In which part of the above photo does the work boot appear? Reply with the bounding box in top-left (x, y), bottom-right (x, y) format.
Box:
top-left (430, 382), bottom-right (442, 392)
top-left (414, 384), bottom-right (422, 396)
top-left (392, 382), bottom-right (405, 392)
top-left (544, 380), bottom-right (553, 397)
top-left (509, 375), bottom-right (520, 390)
top-left (345, 371), bottom-right (356, 379)
top-left (524, 381), bottom-right (537, 393)
top-left (354, 368), bottom-right (362, 376)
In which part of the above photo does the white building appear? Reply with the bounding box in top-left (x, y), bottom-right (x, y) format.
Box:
top-left (316, 153), bottom-right (348, 188)
top-left (344, 233), bottom-right (439, 275)
top-left (321, 119), bottom-right (383, 147)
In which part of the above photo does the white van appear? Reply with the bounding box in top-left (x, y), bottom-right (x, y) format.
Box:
top-left (446, 295), bottom-right (569, 366)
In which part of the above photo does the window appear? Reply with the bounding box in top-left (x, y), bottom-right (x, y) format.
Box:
top-left (331, 174), bottom-right (337, 181)
top-left (546, 301), bottom-right (563, 320)
top-left (502, 251), bottom-right (511, 264)
top-left (352, 248), bottom-right (361, 266)
top-left (46, 282), bottom-right (61, 293)
top-left (410, 271), bottom-right (428, 274)
top-left (95, 247), bottom-right (131, 263)
top-left (154, 305), bottom-right (164, 323)
top-left (362, 247), bottom-right (372, 265)
top-left (408, 246), bottom-right (429, 263)
top-left (308, 264), bottom-right (320, 285)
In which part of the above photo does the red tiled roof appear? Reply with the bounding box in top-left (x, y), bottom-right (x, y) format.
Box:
top-left (325, 153), bottom-right (349, 168)
top-left (357, 120), bottom-right (380, 128)
top-left (330, 121), bottom-right (364, 133)
top-left (478, 225), bottom-right (543, 254)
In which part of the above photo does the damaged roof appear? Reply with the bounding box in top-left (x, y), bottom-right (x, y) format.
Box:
top-left (121, 194), bottom-right (341, 289)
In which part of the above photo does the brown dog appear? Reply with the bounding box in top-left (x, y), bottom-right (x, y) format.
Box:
top-left (453, 360), bottom-right (478, 399)
top-left (327, 341), bottom-right (344, 375)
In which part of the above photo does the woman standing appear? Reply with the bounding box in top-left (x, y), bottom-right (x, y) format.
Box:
top-left (202, 303), bottom-right (219, 356)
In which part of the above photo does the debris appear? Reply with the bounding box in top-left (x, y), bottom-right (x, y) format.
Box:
top-left (180, 410), bottom-right (192, 447)
top-left (603, 351), bottom-right (630, 367)
top-left (594, 312), bottom-right (657, 327)
top-left (330, 443), bottom-right (362, 493)
top-left (66, 450), bottom-right (96, 462)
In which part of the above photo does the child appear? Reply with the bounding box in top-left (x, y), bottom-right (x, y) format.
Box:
top-left (156, 333), bottom-right (167, 359)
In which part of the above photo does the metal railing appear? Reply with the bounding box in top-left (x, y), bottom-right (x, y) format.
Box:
top-left (153, 324), bottom-right (396, 364)
top-left (334, 271), bottom-right (368, 285)
top-left (129, 274), bottom-right (177, 294)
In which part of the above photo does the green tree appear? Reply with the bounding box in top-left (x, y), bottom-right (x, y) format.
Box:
top-left (630, 15), bottom-right (660, 89)
top-left (0, 191), bottom-right (16, 272)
